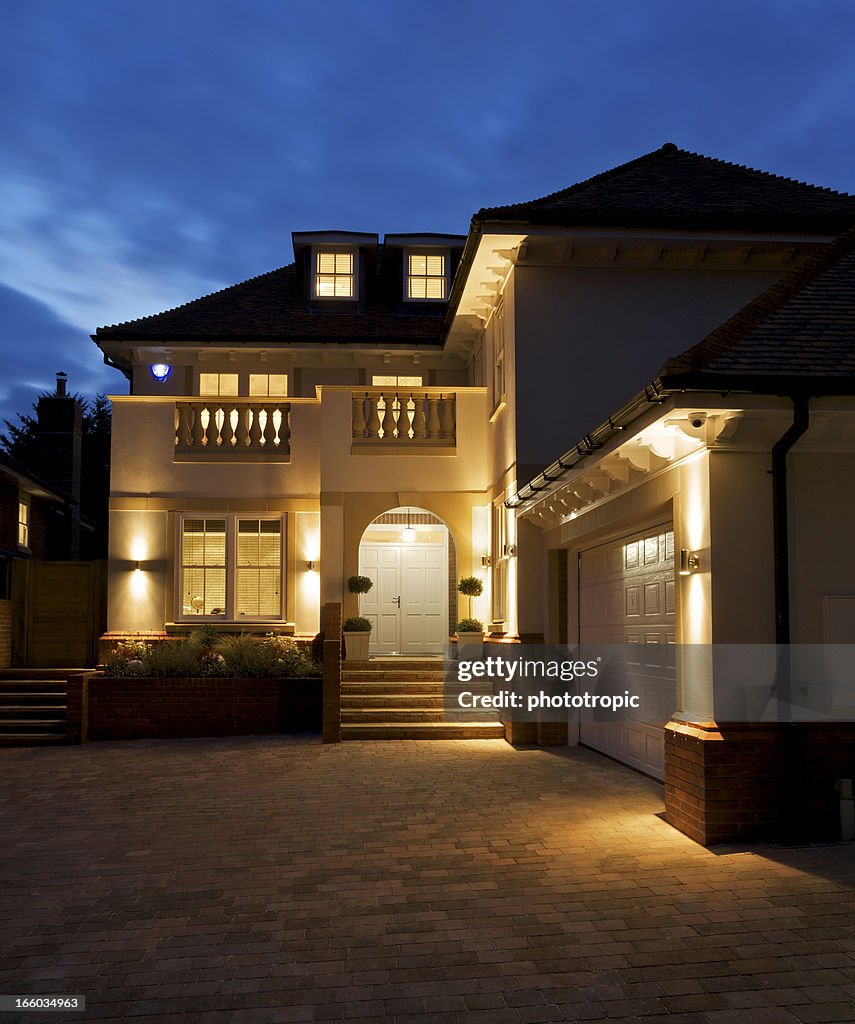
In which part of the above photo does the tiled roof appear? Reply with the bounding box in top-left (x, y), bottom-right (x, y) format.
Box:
top-left (475, 143), bottom-right (855, 233)
top-left (660, 227), bottom-right (855, 381)
top-left (95, 261), bottom-right (449, 345)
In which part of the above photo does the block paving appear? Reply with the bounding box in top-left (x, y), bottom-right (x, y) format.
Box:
top-left (0, 737), bottom-right (854, 1023)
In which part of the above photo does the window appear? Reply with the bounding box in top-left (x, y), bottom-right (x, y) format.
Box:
top-left (371, 375), bottom-right (423, 387)
top-left (199, 373), bottom-right (239, 397)
top-left (17, 499), bottom-right (29, 549)
top-left (315, 251), bottom-right (354, 298)
top-left (491, 299), bottom-right (506, 409)
top-left (491, 501), bottom-right (508, 624)
top-left (249, 374), bottom-right (288, 397)
top-left (407, 253), bottom-right (446, 300)
top-left (179, 515), bottom-right (283, 620)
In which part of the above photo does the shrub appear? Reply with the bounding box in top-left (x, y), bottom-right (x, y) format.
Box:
top-left (214, 634), bottom-right (282, 677)
top-left (347, 575), bottom-right (373, 594)
top-left (456, 618), bottom-right (484, 633)
top-left (188, 624), bottom-right (222, 653)
top-left (145, 639), bottom-right (205, 678)
top-left (266, 633), bottom-right (322, 677)
top-left (342, 616), bottom-right (372, 632)
top-left (103, 638), bottom-right (151, 678)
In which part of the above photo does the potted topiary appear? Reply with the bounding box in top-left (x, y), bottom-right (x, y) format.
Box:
top-left (456, 617), bottom-right (485, 654)
top-left (458, 576), bottom-right (483, 617)
top-left (348, 575), bottom-right (373, 595)
top-left (342, 616), bottom-right (372, 661)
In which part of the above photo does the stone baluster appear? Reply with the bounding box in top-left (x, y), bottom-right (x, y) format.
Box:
top-left (381, 394), bottom-right (397, 439)
top-left (411, 395), bottom-right (427, 438)
top-left (221, 406), bottom-right (237, 448)
top-left (365, 394), bottom-right (381, 439)
top-left (248, 405), bottom-right (263, 448)
top-left (426, 395), bottom-right (441, 439)
top-left (235, 405), bottom-right (250, 447)
top-left (188, 404), bottom-right (204, 447)
top-left (261, 406), bottom-right (276, 447)
top-left (352, 394), bottom-right (367, 437)
top-left (176, 405), bottom-right (193, 448)
top-left (278, 405), bottom-right (291, 453)
top-left (439, 394), bottom-right (455, 439)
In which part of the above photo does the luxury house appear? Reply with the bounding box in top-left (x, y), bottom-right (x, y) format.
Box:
top-left (94, 144), bottom-right (855, 843)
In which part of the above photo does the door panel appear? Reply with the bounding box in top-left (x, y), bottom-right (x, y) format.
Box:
top-left (579, 523), bottom-right (676, 780)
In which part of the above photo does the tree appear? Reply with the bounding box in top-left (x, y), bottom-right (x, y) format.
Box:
top-left (0, 392), bottom-right (112, 558)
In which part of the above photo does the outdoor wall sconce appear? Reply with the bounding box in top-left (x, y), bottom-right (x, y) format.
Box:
top-left (401, 507), bottom-right (416, 543)
top-left (306, 560), bottom-right (316, 571)
top-left (150, 363), bottom-right (171, 382)
top-left (134, 561), bottom-right (142, 571)
top-left (679, 549), bottom-right (701, 575)
top-left (481, 555), bottom-right (491, 567)
top-left (506, 544), bottom-right (518, 557)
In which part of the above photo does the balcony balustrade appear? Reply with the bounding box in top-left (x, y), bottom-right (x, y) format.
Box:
top-left (352, 390), bottom-right (456, 447)
top-left (174, 400), bottom-right (291, 460)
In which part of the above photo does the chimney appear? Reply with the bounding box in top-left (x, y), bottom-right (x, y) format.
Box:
top-left (37, 372), bottom-right (83, 558)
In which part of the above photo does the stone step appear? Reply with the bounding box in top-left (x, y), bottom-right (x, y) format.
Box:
top-left (342, 693), bottom-right (445, 709)
top-left (0, 732), bottom-right (67, 746)
top-left (341, 722), bottom-right (505, 741)
top-left (341, 670), bottom-right (449, 682)
top-left (342, 708), bottom-right (451, 723)
top-left (0, 681), bottom-right (67, 693)
top-left (0, 704), bottom-right (66, 718)
top-left (0, 717), bottom-right (65, 734)
top-left (341, 682), bottom-right (446, 697)
top-left (0, 669), bottom-right (77, 680)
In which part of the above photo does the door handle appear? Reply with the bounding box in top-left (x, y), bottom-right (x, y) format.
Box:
top-left (394, 595), bottom-right (401, 608)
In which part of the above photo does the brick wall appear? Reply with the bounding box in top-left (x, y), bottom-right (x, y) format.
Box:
top-left (665, 720), bottom-right (855, 844)
top-left (86, 676), bottom-right (321, 741)
top-left (0, 599), bottom-right (11, 669)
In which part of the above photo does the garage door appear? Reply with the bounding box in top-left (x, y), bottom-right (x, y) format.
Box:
top-left (578, 523), bottom-right (676, 780)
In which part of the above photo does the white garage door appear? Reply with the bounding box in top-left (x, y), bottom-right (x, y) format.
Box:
top-left (578, 523), bottom-right (676, 780)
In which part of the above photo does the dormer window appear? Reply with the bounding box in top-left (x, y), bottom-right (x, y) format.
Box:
top-left (315, 250), bottom-right (355, 298)
top-left (407, 253), bottom-right (446, 300)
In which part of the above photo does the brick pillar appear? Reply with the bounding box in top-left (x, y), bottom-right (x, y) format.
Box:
top-left (66, 670), bottom-right (93, 744)
top-left (322, 602), bottom-right (342, 744)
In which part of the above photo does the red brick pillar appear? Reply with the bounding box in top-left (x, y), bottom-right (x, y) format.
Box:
top-left (322, 602), bottom-right (342, 744)
top-left (66, 670), bottom-right (93, 744)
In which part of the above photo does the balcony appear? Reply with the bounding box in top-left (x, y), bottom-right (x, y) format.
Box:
top-left (174, 400), bottom-right (291, 461)
top-left (351, 389), bottom-right (456, 450)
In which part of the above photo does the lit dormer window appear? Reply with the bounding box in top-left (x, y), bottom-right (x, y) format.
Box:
top-left (407, 253), bottom-right (446, 300)
top-left (315, 251), bottom-right (354, 298)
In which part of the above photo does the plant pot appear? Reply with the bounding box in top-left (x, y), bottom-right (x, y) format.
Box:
top-left (343, 630), bottom-right (371, 661)
top-left (456, 631), bottom-right (484, 656)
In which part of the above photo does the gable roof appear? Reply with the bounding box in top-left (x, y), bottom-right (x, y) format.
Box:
top-left (660, 226), bottom-right (855, 383)
top-left (95, 251), bottom-right (458, 346)
top-left (475, 143), bottom-right (855, 233)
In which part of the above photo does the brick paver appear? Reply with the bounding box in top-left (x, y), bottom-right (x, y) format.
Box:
top-left (1, 738), bottom-right (854, 1023)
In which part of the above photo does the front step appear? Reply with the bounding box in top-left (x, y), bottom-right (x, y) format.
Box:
top-left (341, 722), bottom-right (505, 740)
top-left (340, 659), bottom-right (503, 741)
top-left (0, 674), bottom-right (69, 747)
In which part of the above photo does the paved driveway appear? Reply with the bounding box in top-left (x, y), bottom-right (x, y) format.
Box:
top-left (1, 737), bottom-right (854, 1023)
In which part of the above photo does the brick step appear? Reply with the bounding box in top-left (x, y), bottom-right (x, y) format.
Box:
top-left (341, 722), bottom-right (506, 740)
top-left (0, 732), bottom-right (67, 747)
top-left (0, 689), bottom-right (67, 702)
top-left (342, 708), bottom-right (453, 723)
top-left (0, 717), bottom-right (66, 734)
top-left (343, 659), bottom-right (448, 670)
top-left (341, 670), bottom-right (449, 683)
top-left (0, 670), bottom-right (77, 680)
top-left (0, 681), bottom-right (67, 692)
top-left (341, 683), bottom-right (447, 698)
top-left (342, 694), bottom-right (445, 709)
top-left (0, 704), bottom-right (66, 718)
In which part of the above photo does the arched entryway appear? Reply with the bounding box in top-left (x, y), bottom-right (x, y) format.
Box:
top-left (358, 507), bottom-right (456, 655)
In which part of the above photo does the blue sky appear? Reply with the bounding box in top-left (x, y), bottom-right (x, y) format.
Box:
top-left (2, 0), bottom-right (854, 425)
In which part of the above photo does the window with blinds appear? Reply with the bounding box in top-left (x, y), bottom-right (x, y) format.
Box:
top-left (179, 515), bottom-right (284, 620)
top-left (315, 251), bottom-right (354, 298)
top-left (199, 373), bottom-right (239, 397)
top-left (249, 374), bottom-right (288, 397)
top-left (17, 499), bottom-right (29, 549)
top-left (181, 518), bottom-right (227, 616)
top-left (371, 375), bottom-right (423, 387)
top-left (236, 520), bottom-right (282, 617)
top-left (407, 253), bottom-right (446, 299)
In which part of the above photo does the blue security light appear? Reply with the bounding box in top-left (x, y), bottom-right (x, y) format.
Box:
top-left (150, 363), bottom-right (171, 382)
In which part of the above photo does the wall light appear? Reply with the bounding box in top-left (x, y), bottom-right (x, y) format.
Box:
top-left (134, 560), bottom-right (142, 571)
top-left (401, 507), bottom-right (416, 543)
top-left (306, 560), bottom-right (316, 572)
top-left (150, 363), bottom-right (171, 382)
top-left (679, 549), bottom-right (701, 576)
top-left (481, 555), bottom-right (491, 567)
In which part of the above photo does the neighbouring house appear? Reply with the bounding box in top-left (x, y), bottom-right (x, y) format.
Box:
top-left (94, 144), bottom-right (855, 843)
top-left (0, 375), bottom-right (106, 666)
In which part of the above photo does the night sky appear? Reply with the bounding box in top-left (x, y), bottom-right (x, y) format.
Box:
top-left (2, 0), bottom-right (854, 425)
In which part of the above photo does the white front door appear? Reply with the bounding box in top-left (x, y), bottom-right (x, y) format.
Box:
top-left (359, 542), bottom-right (447, 654)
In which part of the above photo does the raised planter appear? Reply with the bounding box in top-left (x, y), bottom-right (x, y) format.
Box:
top-left (86, 675), bottom-right (321, 741)
top-left (456, 631), bottom-right (485, 656)
top-left (343, 631), bottom-right (371, 661)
